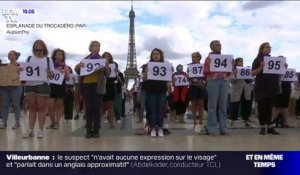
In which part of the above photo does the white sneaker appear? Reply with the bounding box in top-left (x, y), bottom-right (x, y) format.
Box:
top-left (104, 120), bottom-right (108, 124)
top-left (117, 120), bottom-right (121, 124)
top-left (23, 129), bottom-right (34, 138)
top-left (158, 128), bottom-right (164, 137)
top-left (150, 129), bottom-right (156, 137)
top-left (37, 130), bottom-right (44, 138)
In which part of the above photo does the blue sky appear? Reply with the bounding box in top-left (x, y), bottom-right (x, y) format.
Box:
top-left (1, 1), bottom-right (300, 75)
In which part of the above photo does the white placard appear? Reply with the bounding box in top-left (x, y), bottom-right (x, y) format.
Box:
top-left (48, 69), bottom-right (65, 85)
top-left (80, 59), bottom-right (105, 76)
top-left (210, 54), bottom-right (233, 72)
top-left (236, 66), bottom-right (253, 79)
top-left (19, 62), bottom-right (48, 81)
top-left (263, 56), bottom-right (286, 74)
top-left (187, 63), bottom-right (204, 78)
top-left (109, 63), bottom-right (117, 78)
top-left (174, 74), bottom-right (189, 86)
top-left (281, 68), bottom-right (298, 81)
top-left (147, 62), bottom-right (172, 81)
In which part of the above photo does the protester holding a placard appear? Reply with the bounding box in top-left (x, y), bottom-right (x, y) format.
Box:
top-left (143, 48), bottom-right (168, 137)
top-left (187, 52), bottom-right (206, 130)
top-left (74, 41), bottom-right (110, 138)
top-left (172, 64), bottom-right (189, 123)
top-left (102, 52), bottom-right (118, 128)
top-left (251, 42), bottom-right (280, 135)
top-left (271, 56), bottom-right (293, 128)
top-left (46, 49), bottom-right (70, 129)
top-left (22, 39), bottom-right (55, 138)
top-left (229, 58), bottom-right (253, 128)
top-left (204, 40), bottom-right (232, 136)
top-left (0, 50), bottom-right (22, 130)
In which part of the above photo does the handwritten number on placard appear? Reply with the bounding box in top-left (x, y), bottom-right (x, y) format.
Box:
top-left (268, 60), bottom-right (281, 70)
top-left (153, 66), bottom-right (167, 76)
top-left (86, 63), bottom-right (101, 72)
top-left (284, 71), bottom-right (293, 79)
top-left (178, 77), bottom-right (187, 84)
top-left (26, 66), bottom-right (40, 76)
top-left (192, 66), bottom-right (203, 74)
top-left (240, 69), bottom-right (250, 76)
top-left (49, 74), bottom-right (60, 81)
top-left (214, 58), bottom-right (227, 68)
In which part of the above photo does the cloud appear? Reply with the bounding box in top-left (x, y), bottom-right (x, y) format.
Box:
top-left (242, 1), bottom-right (284, 11)
top-left (142, 36), bottom-right (187, 60)
top-left (1, 1), bottom-right (300, 73)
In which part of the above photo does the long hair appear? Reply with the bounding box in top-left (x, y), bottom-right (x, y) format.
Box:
top-left (102, 52), bottom-right (114, 63)
top-left (51, 48), bottom-right (66, 63)
top-left (32, 39), bottom-right (48, 56)
top-left (256, 42), bottom-right (270, 58)
top-left (150, 48), bottom-right (164, 62)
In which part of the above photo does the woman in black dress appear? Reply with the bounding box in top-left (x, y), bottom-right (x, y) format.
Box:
top-left (251, 42), bottom-right (280, 135)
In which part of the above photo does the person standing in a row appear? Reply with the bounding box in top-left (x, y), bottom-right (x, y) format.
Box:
top-left (204, 40), bottom-right (231, 136)
top-left (143, 48), bottom-right (168, 137)
top-left (23, 39), bottom-right (55, 138)
top-left (229, 57), bottom-right (253, 128)
top-left (251, 42), bottom-right (280, 135)
top-left (47, 49), bottom-right (70, 129)
top-left (75, 41), bottom-right (109, 138)
top-left (0, 50), bottom-right (22, 129)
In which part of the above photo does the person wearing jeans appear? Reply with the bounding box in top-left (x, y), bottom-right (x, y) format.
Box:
top-left (204, 40), bottom-right (232, 136)
top-left (143, 48), bottom-right (168, 137)
top-left (0, 50), bottom-right (22, 129)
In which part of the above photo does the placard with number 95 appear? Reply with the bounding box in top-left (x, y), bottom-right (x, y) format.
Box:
top-left (263, 56), bottom-right (286, 74)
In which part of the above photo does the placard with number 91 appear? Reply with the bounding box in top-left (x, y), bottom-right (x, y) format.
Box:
top-left (19, 62), bottom-right (48, 81)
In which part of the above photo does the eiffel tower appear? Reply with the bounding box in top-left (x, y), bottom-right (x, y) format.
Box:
top-left (124, 1), bottom-right (139, 85)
